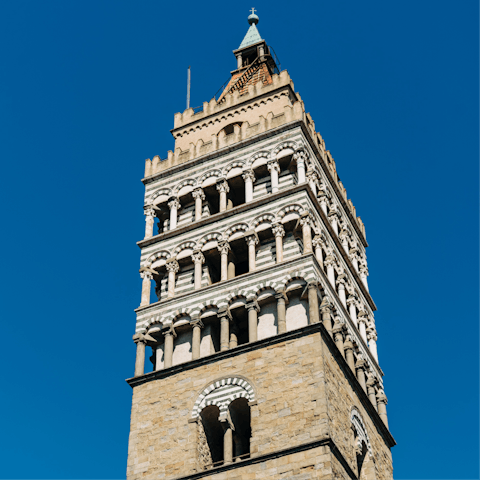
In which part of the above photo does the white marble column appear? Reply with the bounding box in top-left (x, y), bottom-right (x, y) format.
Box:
top-left (357, 311), bottom-right (368, 343)
top-left (306, 169), bottom-right (318, 196)
top-left (247, 301), bottom-right (259, 342)
top-left (168, 198), bottom-right (181, 230)
top-left (347, 296), bottom-right (358, 327)
top-left (312, 235), bottom-right (324, 268)
top-left (133, 333), bottom-right (147, 377)
top-left (242, 170), bottom-right (255, 202)
top-left (192, 188), bottom-right (205, 221)
top-left (191, 251), bottom-right (205, 290)
top-left (216, 179), bottom-right (230, 213)
top-left (245, 233), bottom-right (258, 272)
top-left (272, 223), bottom-right (285, 263)
top-left (376, 390), bottom-right (389, 428)
top-left (144, 206), bottom-right (156, 239)
top-left (275, 291), bottom-right (287, 334)
top-left (367, 324), bottom-right (379, 362)
top-left (140, 270), bottom-right (153, 306)
top-left (300, 214), bottom-right (313, 254)
top-left (191, 319), bottom-right (204, 360)
top-left (163, 327), bottom-right (176, 369)
top-left (217, 241), bottom-right (230, 281)
top-left (336, 275), bottom-right (347, 308)
top-left (294, 151), bottom-right (306, 183)
top-left (267, 160), bottom-right (280, 193)
top-left (165, 260), bottom-right (179, 298)
top-left (359, 259), bottom-right (369, 292)
top-left (339, 229), bottom-right (350, 253)
top-left (318, 194), bottom-right (329, 216)
top-left (218, 307), bottom-right (232, 352)
top-left (324, 252), bottom-right (336, 287)
top-left (328, 203), bottom-right (340, 235)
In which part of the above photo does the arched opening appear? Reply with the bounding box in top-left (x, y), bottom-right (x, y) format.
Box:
top-left (229, 398), bottom-right (251, 461)
top-left (199, 405), bottom-right (224, 468)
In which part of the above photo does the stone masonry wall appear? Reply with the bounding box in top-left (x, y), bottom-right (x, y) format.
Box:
top-left (127, 330), bottom-right (392, 479)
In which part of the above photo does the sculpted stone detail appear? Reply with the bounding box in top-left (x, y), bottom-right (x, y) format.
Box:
top-left (197, 419), bottom-right (212, 470)
top-left (242, 170), bottom-right (255, 182)
top-left (216, 179), bottom-right (230, 194)
top-left (191, 251), bottom-right (205, 265)
top-left (167, 198), bottom-right (181, 211)
top-left (272, 223), bottom-right (285, 238)
top-left (192, 188), bottom-right (205, 200)
top-left (165, 260), bottom-right (180, 274)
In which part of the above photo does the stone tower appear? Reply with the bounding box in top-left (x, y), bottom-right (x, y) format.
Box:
top-left (127, 11), bottom-right (395, 480)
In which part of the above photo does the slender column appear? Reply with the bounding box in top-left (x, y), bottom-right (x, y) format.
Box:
top-left (165, 260), bottom-right (179, 298)
top-left (376, 390), bottom-right (389, 428)
top-left (294, 151), bottom-right (306, 183)
top-left (267, 160), bottom-right (280, 193)
top-left (347, 295), bottom-right (358, 327)
top-left (217, 241), bottom-right (230, 281)
top-left (140, 270), bottom-right (153, 306)
top-left (355, 356), bottom-right (367, 391)
top-left (307, 282), bottom-right (320, 324)
top-left (242, 170), bottom-right (255, 202)
top-left (318, 194), bottom-right (329, 216)
top-left (216, 179), bottom-right (230, 213)
top-left (359, 260), bottom-right (369, 292)
top-left (275, 291), bottom-right (287, 334)
top-left (325, 253), bottom-right (336, 287)
top-left (192, 188), bottom-right (205, 221)
top-left (332, 317), bottom-right (345, 357)
top-left (339, 230), bottom-right (349, 253)
top-left (299, 214), bottom-right (313, 254)
top-left (320, 295), bottom-right (333, 334)
top-left (312, 236), bottom-right (324, 268)
top-left (357, 311), bottom-right (368, 343)
top-left (247, 301), bottom-right (259, 342)
top-left (236, 53), bottom-right (242, 69)
top-left (144, 205), bottom-right (156, 239)
top-left (222, 422), bottom-right (233, 464)
top-left (229, 325), bottom-right (238, 349)
top-left (367, 327), bottom-right (379, 362)
top-left (328, 204), bottom-right (340, 235)
top-left (227, 255), bottom-right (235, 279)
top-left (344, 336), bottom-right (355, 371)
top-left (218, 307), bottom-right (232, 352)
top-left (133, 333), bottom-right (147, 377)
top-left (245, 232), bottom-right (258, 272)
top-left (366, 376), bottom-right (378, 410)
top-left (306, 169), bottom-right (318, 195)
top-left (336, 275), bottom-right (347, 308)
top-left (191, 251), bottom-right (205, 290)
top-left (168, 197), bottom-right (181, 230)
top-left (349, 246), bottom-right (359, 272)
top-left (163, 327), bottom-right (175, 369)
top-left (191, 319), bottom-right (203, 360)
top-left (272, 224), bottom-right (285, 263)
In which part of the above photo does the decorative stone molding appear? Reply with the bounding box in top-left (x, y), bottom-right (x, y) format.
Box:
top-left (191, 377), bottom-right (256, 419)
top-left (192, 188), bottom-right (205, 200)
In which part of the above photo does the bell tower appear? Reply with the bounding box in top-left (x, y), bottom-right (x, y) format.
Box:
top-left (127, 11), bottom-right (395, 480)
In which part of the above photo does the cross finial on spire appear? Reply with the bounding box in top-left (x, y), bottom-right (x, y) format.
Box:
top-left (250, 7), bottom-right (256, 15)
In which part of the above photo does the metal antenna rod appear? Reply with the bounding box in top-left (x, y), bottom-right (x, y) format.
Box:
top-left (186, 66), bottom-right (191, 109)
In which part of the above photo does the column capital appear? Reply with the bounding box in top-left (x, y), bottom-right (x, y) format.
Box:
top-left (299, 211), bottom-right (314, 227)
top-left (244, 231), bottom-right (259, 246)
top-left (217, 306), bottom-right (232, 321)
top-left (366, 374), bottom-right (376, 388)
top-left (191, 250), bottom-right (205, 265)
top-left (274, 290), bottom-right (288, 302)
top-left (376, 390), bottom-right (388, 405)
top-left (165, 259), bottom-right (180, 273)
top-left (246, 300), bottom-right (260, 312)
top-left (312, 234), bottom-right (325, 248)
top-left (332, 316), bottom-right (344, 334)
top-left (357, 310), bottom-right (368, 324)
top-left (267, 160), bottom-right (280, 173)
top-left (139, 268), bottom-right (154, 280)
top-left (133, 332), bottom-right (156, 345)
top-left (367, 329), bottom-right (378, 342)
top-left (242, 169), bottom-right (255, 182)
top-left (190, 318), bottom-right (204, 329)
top-left (320, 295), bottom-right (333, 313)
top-left (192, 187), bottom-right (205, 200)
top-left (272, 223), bottom-right (285, 237)
top-left (293, 150), bottom-right (308, 164)
top-left (216, 179), bottom-right (230, 193)
top-left (217, 240), bottom-right (231, 255)
top-left (336, 273), bottom-right (347, 286)
top-left (355, 355), bottom-right (366, 369)
top-left (167, 197), bottom-right (181, 210)
top-left (144, 205), bottom-right (156, 217)
top-left (162, 325), bottom-right (177, 338)
top-left (306, 169), bottom-right (318, 182)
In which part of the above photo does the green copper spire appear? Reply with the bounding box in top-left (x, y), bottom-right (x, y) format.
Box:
top-left (238, 8), bottom-right (263, 49)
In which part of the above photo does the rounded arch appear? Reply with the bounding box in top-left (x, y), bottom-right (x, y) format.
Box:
top-left (150, 188), bottom-right (173, 205)
top-left (351, 408), bottom-right (373, 457)
top-left (197, 232), bottom-right (223, 251)
top-left (173, 240), bottom-right (197, 258)
top-left (246, 150), bottom-right (270, 169)
top-left (250, 213), bottom-right (275, 232)
top-left (144, 250), bottom-right (171, 268)
top-left (277, 204), bottom-right (304, 223)
top-left (283, 271), bottom-right (308, 292)
top-left (192, 377), bottom-right (256, 419)
top-left (224, 223), bottom-right (249, 241)
top-left (199, 169), bottom-right (222, 188)
top-left (173, 178), bottom-right (196, 196)
top-left (223, 160), bottom-right (246, 178)
top-left (272, 141), bottom-right (297, 159)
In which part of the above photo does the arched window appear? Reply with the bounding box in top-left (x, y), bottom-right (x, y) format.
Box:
top-left (351, 408), bottom-right (376, 480)
top-left (192, 377), bottom-right (255, 469)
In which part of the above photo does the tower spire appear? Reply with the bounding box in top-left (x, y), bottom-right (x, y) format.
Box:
top-left (239, 8), bottom-right (262, 49)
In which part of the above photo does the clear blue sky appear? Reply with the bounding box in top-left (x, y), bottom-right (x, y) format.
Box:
top-left (0, 1), bottom-right (478, 479)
